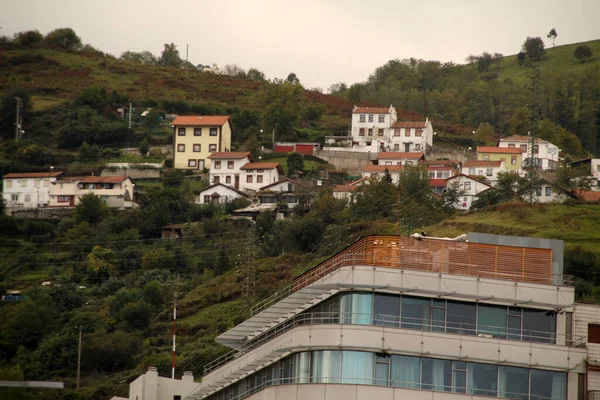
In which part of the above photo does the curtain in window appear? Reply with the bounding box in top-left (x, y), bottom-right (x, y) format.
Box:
top-left (342, 293), bottom-right (372, 325)
top-left (311, 351), bottom-right (341, 383)
top-left (498, 366), bottom-right (528, 400)
top-left (551, 371), bottom-right (567, 400)
top-left (401, 296), bottom-right (431, 330)
top-left (391, 355), bottom-right (420, 389)
top-left (478, 304), bottom-right (507, 337)
top-left (531, 369), bottom-right (566, 400)
top-left (295, 352), bottom-right (310, 384)
top-left (467, 363), bottom-right (498, 396)
top-left (341, 351), bottom-right (374, 384)
top-left (422, 358), bottom-right (451, 391)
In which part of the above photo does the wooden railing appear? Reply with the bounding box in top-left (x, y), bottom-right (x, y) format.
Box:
top-left (293, 236), bottom-right (555, 292)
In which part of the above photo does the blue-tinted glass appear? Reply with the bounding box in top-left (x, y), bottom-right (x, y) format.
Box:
top-left (478, 304), bottom-right (507, 338)
top-left (432, 308), bottom-right (445, 332)
top-left (401, 296), bottom-right (431, 330)
top-left (531, 369), bottom-right (566, 400)
top-left (422, 358), bottom-right (451, 391)
top-left (499, 366), bottom-right (528, 400)
top-left (453, 370), bottom-right (466, 393)
top-left (341, 351), bottom-right (374, 384)
top-left (375, 363), bottom-right (390, 386)
top-left (311, 350), bottom-right (341, 383)
top-left (342, 293), bottom-right (373, 325)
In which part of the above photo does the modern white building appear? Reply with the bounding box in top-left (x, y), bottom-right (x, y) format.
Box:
top-left (498, 135), bottom-right (560, 171)
top-left (445, 174), bottom-right (492, 210)
top-left (185, 232), bottom-right (587, 400)
top-left (2, 171), bottom-right (63, 212)
top-left (119, 367), bottom-right (197, 400)
top-left (207, 152), bottom-right (254, 190)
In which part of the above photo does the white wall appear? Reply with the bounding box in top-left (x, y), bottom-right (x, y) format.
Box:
top-left (209, 156), bottom-right (251, 188)
top-left (241, 169), bottom-right (282, 192)
top-left (129, 369), bottom-right (197, 400)
top-left (3, 177), bottom-right (56, 209)
top-left (196, 185), bottom-right (246, 204)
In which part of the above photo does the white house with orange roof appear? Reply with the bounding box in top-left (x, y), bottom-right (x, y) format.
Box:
top-left (172, 115), bottom-right (233, 170)
top-left (332, 177), bottom-right (368, 202)
top-left (362, 164), bottom-right (403, 182)
top-left (445, 174), bottom-right (492, 211)
top-left (498, 135), bottom-right (560, 171)
top-left (48, 176), bottom-right (136, 209)
top-left (2, 171), bottom-right (63, 211)
top-left (239, 162), bottom-right (284, 192)
top-left (377, 152), bottom-right (424, 166)
top-left (195, 183), bottom-right (249, 205)
top-left (207, 151), bottom-right (253, 189)
top-left (350, 105), bottom-right (397, 149)
top-left (462, 159), bottom-right (506, 184)
top-left (390, 119), bottom-right (434, 153)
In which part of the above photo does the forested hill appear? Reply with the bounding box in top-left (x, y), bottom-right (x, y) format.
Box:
top-left (332, 38), bottom-right (600, 159)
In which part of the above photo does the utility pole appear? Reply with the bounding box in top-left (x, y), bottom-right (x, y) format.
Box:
top-left (128, 102), bottom-right (132, 130)
top-left (172, 291), bottom-right (177, 379)
top-left (14, 97), bottom-right (22, 141)
top-left (76, 326), bottom-right (83, 390)
top-left (242, 231), bottom-right (257, 307)
top-left (526, 64), bottom-right (540, 204)
top-left (185, 44), bottom-right (189, 78)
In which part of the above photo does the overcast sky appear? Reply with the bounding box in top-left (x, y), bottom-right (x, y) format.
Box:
top-left (3, 0), bottom-right (599, 90)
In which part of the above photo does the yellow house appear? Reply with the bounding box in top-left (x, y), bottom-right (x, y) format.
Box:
top-left (172, 116), bottom-right (233, 170)
top-left (476, 146), bottom-right (522, 171)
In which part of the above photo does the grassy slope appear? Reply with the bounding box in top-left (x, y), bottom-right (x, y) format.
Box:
top-left (485, 39), bottom-right (600, 85)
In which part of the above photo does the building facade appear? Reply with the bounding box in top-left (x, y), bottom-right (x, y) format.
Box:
top-left (2, 172), bottom-right (63, 211)
top-left (350, 106), bottom-right (397, 151)
top-left (239, 162), bottom-right (284, 192)
top-left (172, 116), bottom-right (233, 170)
top-left (498, 136), bottom-right (560, 171)
top-left (377, 152), bottom-right (424, 166)
top-left (186, 233), bottom-right (586, 400)
top-left (48, 176), bottom-right (135, 209)
top-left (462, 160), bottom-right (505, 184)
top-left (207, 152), bottom-right (254, 189)
top-left (476, 147), bottom-right (522, 172)
top-left (389, 120), bottom-right (434, 153)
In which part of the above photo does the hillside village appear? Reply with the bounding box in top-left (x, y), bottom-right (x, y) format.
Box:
top-left (3, 22), bottom-right (600, 400)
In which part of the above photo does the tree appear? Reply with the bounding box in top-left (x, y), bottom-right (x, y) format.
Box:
top-left (547, 28), bottom-right (558, 47)
top-left (441, 181), bottom-right (465, 213)
top-left (345, 83), bottom-right (363, 104)
top-left (574, 45), bottom-right (593, 63)
top-left (492, 53), bottom-right (503, 69)
top-left (286, 72), bottom-right (300, 85)
top-left (143, 281), bottom-right (165, 308)
top-left (222, 64), bottom-right (246, 77)
top-left (247, 68), bottom-right (266, 82)
top-left (286, 152), bottom-right (304, 178)
top-left (522, 37), bottom-right (545, 61)
top-left (138, 138), bottom-right (149, 156)
top-left (86, 245), bottom-right (116, 282)
top-left (517, 51), bottom-right (527, 66)
top-left (13, 30), bottom-right (44, 47)
top-left (120, 50), bottom-right (157, 65)
top-left (465, 55), bottom-right (478, 70)
top-left (158, 43), bottom-right (183, 68)
top-left (44, 28), bottom-right (82, 51)
top-left (477, 52), bottom-right (493, 72)
top-left (75, 193), bottom-right (109, 224)
top-left (329, 82), bottom-right (347, 95)
top-left (256, 81), bottom-right (305, 140)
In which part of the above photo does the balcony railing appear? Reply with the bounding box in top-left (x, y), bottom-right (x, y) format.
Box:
top-left (252, 235), bottom-right (557, 317)
top-left (202, 311), bottom-right (583, 377)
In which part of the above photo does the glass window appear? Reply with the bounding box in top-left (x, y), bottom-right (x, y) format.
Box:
top-left (530, 370), bottom-right (566, 400)
top-left (467, 362), bottom-right (498, 397)
top-left (422, 358), bottom-right (451, 392)
top-left (469, 168), bottom-right (475, 175)
top-left (446, 301), bottom-right (476, 335)
top-left (478, 304), bottom-right (507, 338)
top-left (390, 355), bottom-right (420, 389)
top-left (177, 144), bottom-right (185, 152)
top-left (401, 296), bottom-right (431, 330)
top-left (373, 293), bottom-right (400, 327)
top-left (359, 128), bottom-right (365, 136)
top-left (508, 307), bottom-right (522, 340)
top-left (227, 161), bottom-right (234, 169)
top-left (546, 187), bottom-right (552, 196)
top-left (378, 115), bottom-right (385, 123)
top-left (375, 354), bottom-right (390, 386)
top-left (342, 293), bottom-right (372, 325)
top-left (464, 182), bottom-right (471, 190)
top-left (452, 361), bottom-right (467, 393)
top-left (499, 366), bottom-right (529, 400)
top-left (523, 309), bottom-right (555, 343)
top-left (368, 114), bottom-right (374, 122)
top-left (405, 128), bottom-right (411, 136)
top-left (194, 128), bottom-right (202, 136)
top-left (432, 300), bottom-right (445, 332)
top-left (209, 144), bottom-right (217, 152)
top-left (210, 128), bottom-right (218, 136)
top-left (359, 115), bottom-right (365, 122)
top-left (295, 352), bottom-right (310, 384)
top-left (193, 144), bottom-right (201, 152)
top-left (311, 350), bottom-right (341, 383)
top-left (342, 351), bottom-right (374, 384)
top-left (368, 128), bottom-right (373, 136)
top-left (178, 128), bottom-right (186, 136)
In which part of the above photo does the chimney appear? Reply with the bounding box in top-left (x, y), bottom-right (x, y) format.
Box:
top-left (182, 371), bottom-right (194, 386)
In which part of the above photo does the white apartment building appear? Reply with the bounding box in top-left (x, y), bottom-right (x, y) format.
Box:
top-left (390, 120), bottom-right (434, 153)
top-left (446, 174), bottom-right (492, 210)
top-left (462, 160), bottom-right (505, 184)
top-left (499, 135), bottom-right (560, 171)
top-left (350, 105), bottom-right (397, 152)
top-left (239, 162), bottom-right (284, 193)
top-left (207, 152), bottom-right (254, 190)
top-left (48, 176), bottom-right (136, 209)
top-left (2, 171), bottom-right (63, 211)
top-left (185, 233), bottom-right (586, 400)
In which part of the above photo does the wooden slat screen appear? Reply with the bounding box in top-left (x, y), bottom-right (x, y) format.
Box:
top-left (293, 236), bottom-right (555, 292)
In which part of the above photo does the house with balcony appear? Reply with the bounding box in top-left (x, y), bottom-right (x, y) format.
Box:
top-left (462, 160), bottom-right (505, 184)
top-left (207, 152), bottom-right (254, 189)
top-left (239, 162), bottom-right (285, 193)
top-left (2, 171), bottom-right (63, 212)
top-left (185, 232), bottom-right (587, 400)
top-left (48, 176), bottom-right (136, 209)
top-left (446, 174), bottom-right (492, 210)
top-left (499, 135), bottom-right (560, 171)
top-left (172, 116), bottom-right (233, 170)
top-left (567, 158), bottom-right (600, 191)
top-left (476, 146), bottom-right (522, 173)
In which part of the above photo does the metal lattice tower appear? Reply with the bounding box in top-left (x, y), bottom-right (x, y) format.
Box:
top-left (527, 64), bottom-right (541, 203)
top-left (241, 231), bottom-right (257, 306)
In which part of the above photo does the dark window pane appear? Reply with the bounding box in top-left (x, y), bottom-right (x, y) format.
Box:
top-left (589, 324), bottom-right (600, 344)
top-left (401, 296), bottom-right (431, 330)
top-left (467, 363), bottom-right (498, 396)
top-left (432, 308), bottom-right (445, 332)
top-left (453, 370), bottom-right (466, 393)
top-left (374, 294), bottom-right (400, 327)
top-left (523, 309), bottom-right (556, 343)
top-left (530, 369), bottom-right (566, 400)
top-left (422, 358), bottom-right (451, 391)
top-left (478, 304), bottom-right (507, 338)
top-left (375, 363), bottom-right (389, 386)
top-left (499, 366), bottom-right (529, 400)
top-left (446, 301), bottom-right (476, 335)
top-left (508, 315), bottom-right (521, 340)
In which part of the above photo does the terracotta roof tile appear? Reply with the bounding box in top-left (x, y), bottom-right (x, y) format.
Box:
top-left (172, 115), bottom-right (230, 126)
top-left (429, 179), bottom-right (447, 187)
top-left (3, 172), bottom-right (63, 179)
top-left (392, 121), bottom-right (427, 128)
top-left (574, 190), bottom-right (600, 201)
top-left (333, 184), bottom-right (359, 192)
top-left (377, 152), bottom-right (424, 160)
top-left (477, 146), bottom-right (522, 154)
top-left (463, 160), bottom-right (503, 167)
top-left (353, 107), bottom-right (391, 114)
top-left (240, 162), bottom-right (284, 173)
top-left (80, 176), bottom-right (130, 183)
top-left (207, 152), bottom-right (252, 160)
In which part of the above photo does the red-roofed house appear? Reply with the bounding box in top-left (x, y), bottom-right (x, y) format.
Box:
top-left (362, 164), bottom-right (403, 182)
top-left (332, 177), bottom-right (368, 202)
top-left (48, 176), bottom-right (136, 209)
top-left (390, 119), bottom-right (434, 153)
top-left (349, 105), bottom-right (397, 152)
top-left (172, 115), bottom-right (233, 170)
top-left (477, 146), bottom-right (522, 172)
top-left (462, 159), bottom-right (505, 183)
top-left (239, 162), bottom-right (285, 192)
top-left (207, 152), bottom-right (254, 189)
top-left (445, 174), bottom-right (492, 211)
top-left (421, 160), bottom-right (461, 194)
top-left (498, 135), bottom-right (560, 171)
top-left (2, 171), bottom-right (63, 211)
